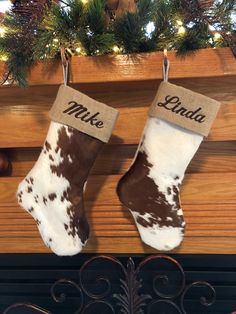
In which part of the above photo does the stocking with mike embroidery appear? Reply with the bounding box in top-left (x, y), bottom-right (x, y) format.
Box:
top-left (17, 85), bottom-right (118, 256)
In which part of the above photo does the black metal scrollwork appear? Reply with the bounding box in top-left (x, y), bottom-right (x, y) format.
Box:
top-left (3, 303), bottom-right (52, 314)
top-left (79, 255), bottom-right (125, 300)
top-left (180, 281), bottom-right (216, 314)
top-left (113, 257), bottom-right (151, 314)
top-left (137, 255), bottom-right (185, 299)
top-left (3, 255), bottom-right (216, 314)
top-left (50, 279), bottom-right (84, 313)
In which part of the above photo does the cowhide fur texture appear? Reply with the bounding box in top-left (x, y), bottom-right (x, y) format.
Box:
top-left (17, 121), bottom-right (103, 256)
top-left (117, 117), bottom-right (203, 251)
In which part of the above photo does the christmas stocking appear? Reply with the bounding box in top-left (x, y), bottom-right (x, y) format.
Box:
top-left (17, 85), bottom-right (118, 256)
top-left (117, 82), bottom-right (220, 251)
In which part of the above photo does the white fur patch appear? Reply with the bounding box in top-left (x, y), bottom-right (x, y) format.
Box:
top-left (141, 118), bottom-right (203, 208)
top-left (131, 211), bottom-right (183, 251)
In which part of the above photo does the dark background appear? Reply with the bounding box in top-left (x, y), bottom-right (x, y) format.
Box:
top-left (0, 254), bottom-right (236, 314)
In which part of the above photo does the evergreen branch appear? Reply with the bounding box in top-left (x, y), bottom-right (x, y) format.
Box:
top-left (0, 0), bottom-right (235, 86)
top-left (113, 0), bottom-right (155, 53)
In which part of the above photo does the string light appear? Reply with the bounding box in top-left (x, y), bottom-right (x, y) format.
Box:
top-left (112, 45), bottom-right (120, 53)
top-left (53, 38), bottom-right (59, 43)
top-left (214, 32), bottom-right (222, 41)
top-left (0, 54), bottom-right (8, 61)
top-left (178, 26), bottom-right (186, 35)
top-left (75, 47), bottom-right (81, 53)
top-left (176, 20), bottom-right (186, 35)
top-left (0, 27), bottom-right (6, 38)
top-left (176, 20), bottom-right (183, 26)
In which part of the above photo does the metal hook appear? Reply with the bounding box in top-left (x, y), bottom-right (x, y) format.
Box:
top-left (163, 49), bottom-right (170, 82)
top-left (60, 47), bottom-right (69, 86)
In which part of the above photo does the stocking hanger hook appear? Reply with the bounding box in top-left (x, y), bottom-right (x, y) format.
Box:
top-left (60, 47), bottom-right (69, 86)
top-left (163, 48), bottom-right (170, 82)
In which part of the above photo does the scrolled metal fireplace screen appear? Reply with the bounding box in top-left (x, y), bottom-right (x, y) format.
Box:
top-left (2, 254), bottom-right (219, 314)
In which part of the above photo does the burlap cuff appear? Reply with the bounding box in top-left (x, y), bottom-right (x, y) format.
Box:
top-left (149, 82), bottom-right (221, 136)
top-left (49, 85), bottom-right (119, 143)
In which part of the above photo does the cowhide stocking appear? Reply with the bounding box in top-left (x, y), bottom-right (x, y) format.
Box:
top-left (17, 85), bottom-right (118, 256)
top-left (117, 82), bottom-right (220, 252)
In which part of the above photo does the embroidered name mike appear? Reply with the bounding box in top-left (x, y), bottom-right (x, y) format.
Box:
top-left (157, 95), bottom-right (206, 123)
top-left (63, 101), bottom-right (104, 128)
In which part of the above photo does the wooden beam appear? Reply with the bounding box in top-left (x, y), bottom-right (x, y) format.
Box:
top-left (0, 236), bottom-right (235, 254)
top-left (0, 103), bottom-right (235, 148)
top-left (1, 48), bottom-right (235, 86)
top-left (0, 173), bottom-right (235, 206)
top-left (1, 76), bottom-right (236, 107)
top-left (7, 141), bottom-right (236, 176)
top-left (0, 204), bottom-right (235, 253)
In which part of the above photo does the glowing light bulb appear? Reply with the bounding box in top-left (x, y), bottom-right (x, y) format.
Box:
top-left (75, 47), bottom-right (81, 53)
top-left (0, 27), bottom-right (6, 38)
top-left (53, 38), bottom-right (59, 43)
top-left (0, 54), bottom-right (8, 61)
top-left (112, 45), bottom-right (120, 53)
top-left (214, 32), bottom-right (222, 40)
top-left (176, 20), bottom-right (183, 26)
top-left (178, 26), bottom-right (186, 35)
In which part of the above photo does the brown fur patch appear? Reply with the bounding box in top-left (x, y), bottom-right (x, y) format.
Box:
top-left (28, 207), bottom-right (34, 213)
top-left (34, 195), bottom-right (39, 203)
top-left (48, 193), bottom-right (57, 201)
top-left (43, 197), bottom-right (48, 205)
top-left (117, 150), bottom-right (184, 230)
top-left (49, 154), bottom-right (54, 162)
top-left (45, 141), bottom-right (52, 152)
top-left (27, 186), bottom-right (33, 193)
top-left (50, 126), bottom-right (103, 243)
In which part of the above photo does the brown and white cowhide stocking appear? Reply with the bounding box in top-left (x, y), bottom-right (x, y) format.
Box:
top-left (117, 119), bottom-right (203, 251)
top-left (17, 85), bottom-right (118, 256)
top-left (17, 123), bottom-right (103, 255)
top-left (117, 82), bottom-right (220, 252)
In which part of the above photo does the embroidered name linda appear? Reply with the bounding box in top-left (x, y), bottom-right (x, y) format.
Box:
top-left (63, 101), bottom-right (104, 128)
top-left (157, 95), bottom-right (205, 123)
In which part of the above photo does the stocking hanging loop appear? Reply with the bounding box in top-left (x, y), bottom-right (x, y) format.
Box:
top-left (60, 47), bottom-right (69, 86)
top-left (163, 49), bottom-right (170, 82)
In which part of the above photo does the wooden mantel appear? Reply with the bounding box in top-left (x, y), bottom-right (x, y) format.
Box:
top-left (0, 47), bottom-right (236, 86)
top-left (0, 48), bottom-right (235, 254)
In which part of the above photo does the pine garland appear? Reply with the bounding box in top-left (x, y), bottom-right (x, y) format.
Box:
top-left (0, 0), bottom-right (235, 87)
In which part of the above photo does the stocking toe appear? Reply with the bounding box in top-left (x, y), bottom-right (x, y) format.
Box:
top-left (38, 220), bottom-right (86, 256)
top-left (136, 222), bottom-right (184, 251)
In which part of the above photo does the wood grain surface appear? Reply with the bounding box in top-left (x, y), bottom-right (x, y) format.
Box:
top-left (0, 173), bottom-right (235, 206)
top-left (0, 48), bottom-right (235, 85)
top-left (7, 141), bottom-right (236, 176)
top-left (0, 50), bottom-right (235, 254)
top-left (0, 103), bottom-right (235, 148)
